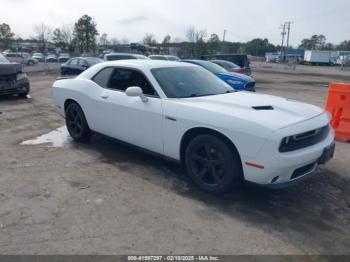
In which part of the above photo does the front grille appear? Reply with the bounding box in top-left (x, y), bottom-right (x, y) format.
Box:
top-left (279, 125), bottom-right (330, 152)
top-left (245, 82), bottom-right (255, 90)
top-left (0, 74), bottom-right (16, 81)
top-left (0, 80), bottom-right (14, 91)
top-left (291, 163), bottom-right (316, 179)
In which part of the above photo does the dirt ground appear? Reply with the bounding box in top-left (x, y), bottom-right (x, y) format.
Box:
top-left (0, 63), bottom-right (349, 255)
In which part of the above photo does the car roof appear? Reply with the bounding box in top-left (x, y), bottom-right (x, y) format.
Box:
top-left (182, 59), bottom-right (209, 65)
top-left (182, 59), bottom-right (204, 62)
top-left (212, 59), bottom-right (232, 63)
top-left (79, 60), bottom-right (196, 79)
top-left (211, 59), bottom-right (239, 65)
top-left (70, 57), bottom-right (99, 60)
top-left (104, 59), bottom-right (193, 69)
top-left (106, 53), bottom-right (142, 56)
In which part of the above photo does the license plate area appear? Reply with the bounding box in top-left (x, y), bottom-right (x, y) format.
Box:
top-left (0, 80), bottom-right (14, 90)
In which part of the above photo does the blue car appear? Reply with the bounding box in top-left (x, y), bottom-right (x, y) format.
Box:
top-left (182, 59), bottom-right (255, 92)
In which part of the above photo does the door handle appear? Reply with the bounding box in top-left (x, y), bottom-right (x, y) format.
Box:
top-left (101, 94), bottom-right (109, 99)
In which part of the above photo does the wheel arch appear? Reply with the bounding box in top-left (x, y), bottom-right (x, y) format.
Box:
top-left (180, 127), bottom-right (243, 170)
top-left (64, 98), bottom-right (80, 113)
top-left (64, 98), bottom-right (92, 130)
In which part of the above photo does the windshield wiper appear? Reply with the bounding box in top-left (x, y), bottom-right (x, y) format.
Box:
top-left (184, 91), bottom-right (234, 98)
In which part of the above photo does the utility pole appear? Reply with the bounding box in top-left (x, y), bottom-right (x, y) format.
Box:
top-left (223, 29), bottom-right (226, 42)
top-left (285, 21), bottom-right (293, 56)
top-left (279, 24), bottom-right (287, 62)
top-left (221, 29), bottom-right (227, 54)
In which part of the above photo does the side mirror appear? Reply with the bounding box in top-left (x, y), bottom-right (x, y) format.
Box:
top-left (81, 64), bottom-right (89, 69)
top-left (125, 86), bottom-right (148, 102)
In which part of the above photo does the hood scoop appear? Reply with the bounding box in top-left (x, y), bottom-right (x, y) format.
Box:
top-left (252, 106), bottom-right (274, 110)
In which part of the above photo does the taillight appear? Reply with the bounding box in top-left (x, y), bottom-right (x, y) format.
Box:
top-left (235, 69), bottom-right (244, 74)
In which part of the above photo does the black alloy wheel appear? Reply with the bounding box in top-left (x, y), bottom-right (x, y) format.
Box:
top-left (185, 135), bottom-right (242, 193)
top-left (65, 103), bottom-right (91, 142)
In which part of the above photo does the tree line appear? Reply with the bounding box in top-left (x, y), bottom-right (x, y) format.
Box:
top-left (1, 16), bottom-right (350, 56)
top-left (0, 15), bottom-right (100, 53)
top-left (299, 34), bottom-right (350, 51)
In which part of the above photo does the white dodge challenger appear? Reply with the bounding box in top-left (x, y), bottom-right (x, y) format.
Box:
top-left (52, 60), bottom-right (335, 193)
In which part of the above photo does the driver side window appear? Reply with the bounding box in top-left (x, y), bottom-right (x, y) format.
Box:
top-left (79, 59), bottom-right (88, 67)
top-left (107, 68), bottom-right (158, 97)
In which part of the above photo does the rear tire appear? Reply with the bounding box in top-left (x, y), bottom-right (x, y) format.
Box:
top-left (185, 135), bottom-right (242, 194)
top-left (65, 103), bottom-right (91, 142)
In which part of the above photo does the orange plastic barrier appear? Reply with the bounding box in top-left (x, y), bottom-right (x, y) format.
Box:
top-left (325, 82), bottom-right (350, 142)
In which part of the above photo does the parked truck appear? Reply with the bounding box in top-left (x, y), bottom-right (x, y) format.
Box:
top-left (303, 50), bottom-right (337, 65)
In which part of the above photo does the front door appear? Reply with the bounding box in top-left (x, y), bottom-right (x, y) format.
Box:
top-left (92, 67), bottom-right (164, 154)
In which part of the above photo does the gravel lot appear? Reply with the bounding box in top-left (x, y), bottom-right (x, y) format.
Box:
top-left (0, 62), bottom-right (349, 255)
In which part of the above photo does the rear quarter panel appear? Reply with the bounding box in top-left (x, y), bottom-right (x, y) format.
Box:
top-left (52, 78), bottom-right (102, 131)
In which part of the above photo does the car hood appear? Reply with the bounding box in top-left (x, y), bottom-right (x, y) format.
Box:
top-left (0, 63), bottom-right (22, 75)
top-left (177, 92), bottom-right (325, 130)
top-left (217, 71), bottom-right (254, 82)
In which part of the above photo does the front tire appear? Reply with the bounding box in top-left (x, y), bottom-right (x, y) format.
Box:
top-left (185, 135), bottom-right (242, 194)
top-left (18, 86), bottom-right (30, 98)
top-left (65, 103), bottom-right (91, 142)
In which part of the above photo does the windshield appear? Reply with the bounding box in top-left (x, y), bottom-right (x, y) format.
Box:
top-left (0, 54), bottom-right (9, 63)
top-left (106, 55), bottom-right (135, 61)
top-left (166, 56), bottom-right (181, 61)
top-left (85, 57), bottom-right (103, 65)
top-left (192, 60), bottom-right (227, 74)
top-left (150, 56), bottom-right (167, 60)
top-left (213, 60), bottom-right (240, 70)
top-left (135, 55), bottom-right (150, 60)
top-left (151, 66), bottom-right (233, 98)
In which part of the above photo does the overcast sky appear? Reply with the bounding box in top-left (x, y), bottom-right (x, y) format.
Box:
top-left (1, 0), bottom-right (349, 46)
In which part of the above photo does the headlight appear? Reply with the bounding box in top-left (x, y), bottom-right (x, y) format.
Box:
top-left (227, 79), bottom-right (243, 85)
top-left (16, 73), bottom-right (27, 81)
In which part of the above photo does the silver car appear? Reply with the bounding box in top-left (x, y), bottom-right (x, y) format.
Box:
top-left (31, 53), bottom-right (45, 62)
top-left (4, 52), bottom-right (38, 66)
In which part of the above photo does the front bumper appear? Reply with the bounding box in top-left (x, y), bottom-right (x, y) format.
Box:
top-left (0, 78), bottom-right (30, 95)
top-left (265, 141), bottom-right (335, 189)
top-left (242, 113), bottom-right (335, 187)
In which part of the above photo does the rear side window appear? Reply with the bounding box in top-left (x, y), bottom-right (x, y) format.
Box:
top-left (92, 68), bottom-right (114, 88)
